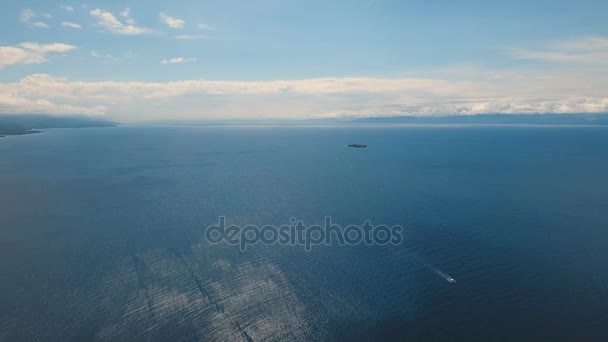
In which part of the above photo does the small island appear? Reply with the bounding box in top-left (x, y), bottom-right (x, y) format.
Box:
top-left (348, 144), bottom-right (367, 148)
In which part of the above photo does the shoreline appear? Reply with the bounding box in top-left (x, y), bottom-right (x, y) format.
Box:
top-left (0, 130), bottom-right (41, 138)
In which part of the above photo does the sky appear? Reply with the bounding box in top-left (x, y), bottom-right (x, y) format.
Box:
top-left (0, 0), bottom-right (607, 122)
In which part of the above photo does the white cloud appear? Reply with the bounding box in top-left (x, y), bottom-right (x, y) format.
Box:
top-left (1, 69), bottom-right (606, 120)
top-left (554, 37), bottom-right (608, 51)
top-left (197, 23), bottom-right (214, 30)
top-left (0, 93), bottom-right (106, 116)
top-left (0, 43), bottom-right (77, 69)
top-left (120, 8), bottom-right (131, 18)
top-left (31, 22), bottom-right (51, 29)
top-left (20, 9), bottom-right (35, 23)
top-left (20, 9), bottom-right (50, 28)
top-left (60, 5), bottom-right (74, 12)
top-left (159, 13), bottom-right (185, 29)
top-left (161, 57), bottom-right (196, 64)
top-left (1, 36), bottom-right (607, 120)
top-left (175, 35), bottom-right (208, 40)
top-left (91, 50), bottom-right (116, 60)
top-left (42, 13), bottom-right (53, 19)
top-left (90, 8), bottom-right (151, 35)
top-left (507, 37), bottom-right (608, 65)
top-left (61, 22), bottom-right (82, 29)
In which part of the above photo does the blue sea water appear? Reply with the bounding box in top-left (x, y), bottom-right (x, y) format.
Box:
top-left (1, 125), bottom-right (607, 341)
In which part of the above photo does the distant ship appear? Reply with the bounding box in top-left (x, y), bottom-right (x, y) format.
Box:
top-left (447, 277), bottom-right (457, 284)
top-left (348, 144), bottom-right (367, 148)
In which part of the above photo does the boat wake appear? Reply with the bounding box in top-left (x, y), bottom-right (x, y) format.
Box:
top-left (405, 251), bottom-right (457, 284)
top-left (433, 269), bottom-right (457, 284)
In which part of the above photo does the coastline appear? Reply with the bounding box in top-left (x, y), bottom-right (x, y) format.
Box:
top-left (0, 114), bottom-right (117, 140)
top-left (0, 129), bottom-right (41, 138)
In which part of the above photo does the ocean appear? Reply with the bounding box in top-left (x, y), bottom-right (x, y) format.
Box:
top-left (1, 125), bottom-right (607, 341)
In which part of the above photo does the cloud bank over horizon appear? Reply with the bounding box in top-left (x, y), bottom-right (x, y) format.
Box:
top-left (1, 1), bottom-right (607, 121)
top-left (1, 65), bottom-right (607, 121)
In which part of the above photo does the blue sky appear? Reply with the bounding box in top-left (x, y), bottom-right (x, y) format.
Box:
top-left (1, 0), bottom-right (607, 121)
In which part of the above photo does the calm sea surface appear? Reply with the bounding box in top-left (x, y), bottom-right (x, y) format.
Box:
top-left (1, 125), bottom-right (607, 341)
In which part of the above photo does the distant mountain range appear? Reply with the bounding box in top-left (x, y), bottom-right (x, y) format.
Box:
top-left (0, 114), bottom-right (116, 137)
top-left (350, 113), bottom-right (608, 125)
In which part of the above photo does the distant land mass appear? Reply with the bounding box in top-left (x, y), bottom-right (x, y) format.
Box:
top-left (0, 114), bottom-right (116, 138)
top-left (141, 113), bottom-right (608, 126)
top-left (350, 113), bottom-right (608, 125)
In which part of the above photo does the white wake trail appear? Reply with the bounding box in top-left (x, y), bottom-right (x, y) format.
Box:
top-left (405, 251), bottom-right (457, 284)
